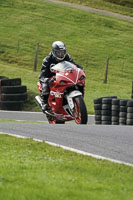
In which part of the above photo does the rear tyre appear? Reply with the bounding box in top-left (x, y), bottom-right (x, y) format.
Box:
top-left (73, 96), bottom-right (88, 124)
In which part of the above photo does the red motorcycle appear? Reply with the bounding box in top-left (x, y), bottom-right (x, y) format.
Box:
top-left (35, 61), bottom-right (88, 124)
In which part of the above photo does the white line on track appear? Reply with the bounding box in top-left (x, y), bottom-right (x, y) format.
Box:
top-left (0, 132), bottom-right (133, 167)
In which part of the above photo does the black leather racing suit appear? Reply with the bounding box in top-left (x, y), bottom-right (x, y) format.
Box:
top-left (39, 52), bottom-right (83, 103)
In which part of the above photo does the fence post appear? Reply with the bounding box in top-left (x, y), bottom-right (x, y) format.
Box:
top-left (17, 40), bottom-right (20, 53)
top-left (104, 57), bottom-right (109, 84)
top-left (33, 42), bottom-right (39, 72)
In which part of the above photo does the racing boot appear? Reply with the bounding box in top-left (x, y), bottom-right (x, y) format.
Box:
top-left (41, 95), bottom-right (48, 113)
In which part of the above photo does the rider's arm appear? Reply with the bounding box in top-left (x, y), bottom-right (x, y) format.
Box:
top-left (39, 54), bottom-right (52, 80)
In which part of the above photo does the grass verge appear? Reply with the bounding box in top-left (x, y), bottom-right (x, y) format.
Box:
top-left (0, 134), bottom-right (133, 200)
top-left (58, 0), bottom-right (133, 16)
top-left (0, 0), bottom-right (133, 114)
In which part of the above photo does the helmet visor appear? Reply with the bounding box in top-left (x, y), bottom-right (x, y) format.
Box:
top-left (55, 49), bottom-right (66, 59)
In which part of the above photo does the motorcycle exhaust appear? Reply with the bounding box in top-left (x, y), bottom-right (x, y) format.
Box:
top-left (35, 96), bottom-right (55, 117)
top-left (35, 96), bottom-right (43, 108)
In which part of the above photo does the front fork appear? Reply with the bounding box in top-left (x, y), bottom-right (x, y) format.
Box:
top-left (66, 90), bottom-right (82, 111)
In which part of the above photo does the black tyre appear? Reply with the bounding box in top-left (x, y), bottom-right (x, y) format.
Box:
top-left (119, 112), bottom-right (127, 118)
top-left (102, 98), bottom-right (112, 104)
top-left (73, 96), bottom-right (88, 124)
top-left (93, 98), bottom-right (102, 104)
top-left (112, 99), bottom-right (120, 105)
top-left (1, 85), bottom-right (27, 94)
top-left (120, 106), bottom-right (127, 112)
top-left (101, 110), bottom-right (111, 116)
top-left (0, 101), bottom-right (24, 111)
top-left (126, 119), bottom-right (133, 125)
top-left (101, 121), bottom-right (111, 125)
top-left (1, 93), bottom-right (28, 101)
top-left (112, 110), bottom-right (119, 116)
top-left (112, 105), bottom-right (119, 111)
top-left (94, 104), bottom-right (102, 110)
top-left (112, 121), bottom-right (119, 125)
top-left (109, 96), bottom-right (117, 99)
top-left (127, 100), bottom-right (133, 107)
top-left (93, 96), bottom-right (117, 104)
top-left (95, 110), bottom-right (101, 115)
top-left (95, 121), bottom-right (101, 125)
top-left (119, 99), bottom-right (128, 106)
top-left (119, 118), bottom-right (126, 124)
top-left (127, 113), bottom-right (133, 119)
top-left (101, 116), bottom-right (111, 121)
top-left (95, 115), bottom-right (101, 121)
top-left (127, 107), bottom-right (133, 113)
top-left (1, 78), bottom-right (21, 86)
top-left (102, 104), bottom-right (111, 110)
top-left (112, 116), bottom-right (119, 122)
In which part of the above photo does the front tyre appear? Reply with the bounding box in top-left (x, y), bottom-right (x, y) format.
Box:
top-left (73, 96), bottom-right (88, 124)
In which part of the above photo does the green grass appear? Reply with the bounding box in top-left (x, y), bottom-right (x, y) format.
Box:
top-left (58, 0), bottom-right (133, 16)
top-left (0, 0), bottom-right (133, 114)
top-left (0, 134), bottom-right (133, 200)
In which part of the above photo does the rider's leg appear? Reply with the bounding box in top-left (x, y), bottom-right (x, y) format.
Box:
top-left (41, 82), bottom-right (50, 112)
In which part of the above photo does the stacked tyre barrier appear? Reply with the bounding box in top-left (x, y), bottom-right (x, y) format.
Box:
top-left (111, 99), bottom-right (119, 125)
top-left (94, 97), bottom-right (133, 125)
top-left (119, 99), bottom-right (128, 125)
top-left (127, 100), bottom-right (133, 125)
top-left (94, 97), bottom-right (102, 125)
top-left (94, 96), bottom-right (117, 125)
top-left (0, 76), bottom-right (27, 111)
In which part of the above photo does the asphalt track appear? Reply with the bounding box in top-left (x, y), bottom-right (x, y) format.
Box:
top-left (0, 110), bottom-right (95, 124)
top-left (0, 111), bottom-right (133, 166)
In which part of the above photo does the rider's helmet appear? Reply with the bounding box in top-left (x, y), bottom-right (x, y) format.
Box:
top-left (52, 41), bottom-right (66, 60)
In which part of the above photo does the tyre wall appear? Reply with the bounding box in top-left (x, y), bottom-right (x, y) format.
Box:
top-left (94, 96), bottom-right (133, 126)
top-left (0, 77), bottom-right (28, 111)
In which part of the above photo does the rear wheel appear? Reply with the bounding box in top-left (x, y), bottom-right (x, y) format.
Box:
top-left (73, 96), bottom-right (88, 124)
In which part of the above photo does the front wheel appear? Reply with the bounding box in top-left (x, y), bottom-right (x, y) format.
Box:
top-left (73, 96), bottom-right (88, 124)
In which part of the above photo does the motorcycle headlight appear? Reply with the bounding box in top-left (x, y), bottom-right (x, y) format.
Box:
top-left (79, 75), bottom-right (85, 80)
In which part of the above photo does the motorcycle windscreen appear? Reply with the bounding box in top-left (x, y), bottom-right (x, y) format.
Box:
top-left (50, 61), bottom-right (75, 73)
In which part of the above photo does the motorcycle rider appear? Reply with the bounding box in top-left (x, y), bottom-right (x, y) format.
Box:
top-left (39, 41), bottom-right (83, 112)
